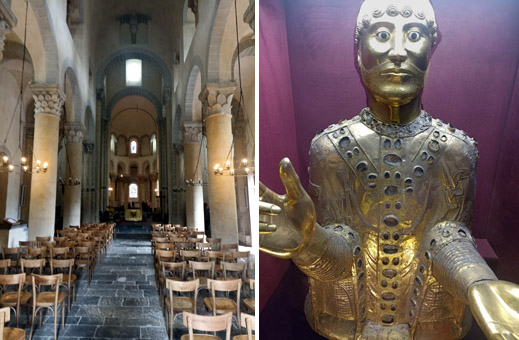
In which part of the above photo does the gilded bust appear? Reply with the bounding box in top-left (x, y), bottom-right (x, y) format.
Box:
top-left (259, 0), bottom-right (519, 339)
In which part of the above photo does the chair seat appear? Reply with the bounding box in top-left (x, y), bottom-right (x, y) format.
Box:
top-left (3, 327), bottom-right (26, 340)
top-left (204, 297), bottom-right (237, 313)
top-left (75, 260), bottom-right (90, 266)
top-left (0, 291), bottom-right (32, 305)
top-left (165, 296), bottom-right (194, 311)
top-left (233, 335), bottom-right (255, 340)
top-left (216, 277), bottom-right (241, 281)
top-left (243, 298), bottom-right (255, 312)
top-left (180, 334), bottom-right (221, 340)
top-left (36, 291), bottom-right (67, 306)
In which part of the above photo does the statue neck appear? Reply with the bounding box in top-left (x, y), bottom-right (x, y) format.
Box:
top-left (367, 94), bottom-right (422, 125)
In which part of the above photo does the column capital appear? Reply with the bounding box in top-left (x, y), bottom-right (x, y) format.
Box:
top-left (183, 121), bottom-right (203, 143)
top-left (30, 84), bottom-right (66, 118)
top-left (64, 122), bottom-right (86, 144)
top-left (200, 82), bottom-right (236, 117)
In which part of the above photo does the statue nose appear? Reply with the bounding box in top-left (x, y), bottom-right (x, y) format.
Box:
top-left (388, 38), bottom-right (407, 64)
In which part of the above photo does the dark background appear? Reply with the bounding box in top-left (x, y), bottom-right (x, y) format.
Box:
top-left (259, 0), bottom-right (519, 338)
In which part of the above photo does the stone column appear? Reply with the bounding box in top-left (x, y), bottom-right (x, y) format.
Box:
top-left (184, 121), bottom-right (204, 231)
top-left (28, 84), bottom-right (65, 240)
top-left (63, 123), bottom-right (85, 228)
top-left (81, 142), bottom-right (94, 223)
top-left (200, 83), bottom-right (238, 244)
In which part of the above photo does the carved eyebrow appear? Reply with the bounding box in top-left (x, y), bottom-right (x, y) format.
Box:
top-left (403, 22), bottom-right (430, 34)
top-left (367, 21), bottom-right (395, 32)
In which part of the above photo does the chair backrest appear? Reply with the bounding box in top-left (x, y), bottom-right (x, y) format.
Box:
top-left (206, 238), bottom-right (221, 251)
top-left (161, 261), bottom-right (186, 281)
top-left (183, 312), bottom-right (232, 340)
top-left (40, 241), bottom-right (56, 249)
top-left (0, 273), bottom-right (25, 299)
top-left (207, 279), bottom-right (241, 322)
top-left (35, 236), bottom-right (51, 244)
top-left (181, 250), bottom-right (201, 261)
top-left (240, 313), bottom-right (255, 339)
top-left (50, 259), bottom-right (74, 275)
top-left (190, 261), bottom-right (215, 279)
top-left (221, 261), bottom-right (247, 280)
top-left (50, 247), bottom-right (70, 259)
top-left (2, 247), bottom-right (20, 259)
top-left (20, 258), bottom-right (45, 274)
top-left (0, 306), bottom-right (10, 337)
top-left (166, 278), bottom-right (198, 312)
top-left (206, 251), bottom-right (226, 263)
top-left (221, 243), bottom-right (239, 252)
top-left (0, 259), bottom-right (10, 274)
top-left (25, 247), bottom-right (44, 259)
top-left (155, 249), bottom-right (176, 263)
top-left (155, 243), bottom-right (175, 251)
top-left (19, 241), bottom-right (38, 249)
top-left (75, 246), bottom-right (91, 260)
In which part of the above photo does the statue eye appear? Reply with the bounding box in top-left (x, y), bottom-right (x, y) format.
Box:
top-left (376, 30), bottom-right (391, 42)
top-left (407, 31), bottom-right (422, 42)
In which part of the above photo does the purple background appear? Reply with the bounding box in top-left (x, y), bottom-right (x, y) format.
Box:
top-left (259, 0), bottom-right (519, 336)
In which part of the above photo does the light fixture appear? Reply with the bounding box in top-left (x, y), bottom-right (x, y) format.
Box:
top-left (213, 158), bottom-right (254, 177)
top-left (108, 187), bottom-right (113, 192)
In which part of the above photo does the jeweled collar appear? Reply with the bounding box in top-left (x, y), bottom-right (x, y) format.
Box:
top-left (360, 108), bottom-right (432, 138)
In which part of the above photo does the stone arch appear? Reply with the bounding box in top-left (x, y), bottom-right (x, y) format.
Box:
top-left (28, 0), bottom-right (59, 83)
top-left (231, 38), bottom-right (255, 80)
top-left (63, 65), bottom-right (82, 123)
top-left (95, 47), bottom-right (172, 92)
top-left (105, 88), bottom-right (162, 120)
top-left (207, 0), bottom-right (234, 82)
top-left (184, 61), bottom-right (203, 121)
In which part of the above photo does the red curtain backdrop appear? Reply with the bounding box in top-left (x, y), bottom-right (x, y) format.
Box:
top-left (260, 0), bottom-right (519, 336)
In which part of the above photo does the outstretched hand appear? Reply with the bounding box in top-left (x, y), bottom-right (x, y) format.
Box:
top-left (468, 280), bottom-right (519, 340)
top-left (259, 158), bottom-right (316, 259)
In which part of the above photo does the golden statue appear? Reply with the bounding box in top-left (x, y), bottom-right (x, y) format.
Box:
top-left (259, 0), bottom-right (519, 339)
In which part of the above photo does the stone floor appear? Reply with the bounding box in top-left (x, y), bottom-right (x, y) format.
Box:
top-left (6, 225), bottom-right (253, 339)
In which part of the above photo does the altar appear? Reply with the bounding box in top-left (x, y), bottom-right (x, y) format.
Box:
top-left (125, 208), bottom-right (142, 222)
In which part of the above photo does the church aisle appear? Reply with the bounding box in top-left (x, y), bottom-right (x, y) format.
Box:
top-left (30, 233), bottom-right (168, 340)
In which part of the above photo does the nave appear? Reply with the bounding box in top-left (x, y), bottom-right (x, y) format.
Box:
top-left (2, 224), bottom-right (255, 340)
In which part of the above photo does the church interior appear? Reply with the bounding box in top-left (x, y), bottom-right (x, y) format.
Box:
top-left (0, 0), bottom-right (255, 339)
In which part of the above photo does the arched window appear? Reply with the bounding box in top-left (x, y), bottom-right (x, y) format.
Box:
top-left (130, 139), bottom-right (137, 154)
top-left (129, 183), bottom-right (138, 198)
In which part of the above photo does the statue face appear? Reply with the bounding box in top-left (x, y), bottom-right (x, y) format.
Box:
top-left (358, 4), bottom-right (434, 106)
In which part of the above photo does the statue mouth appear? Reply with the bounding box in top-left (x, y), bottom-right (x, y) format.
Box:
top-left (381, 68), bottom-right (413, 77)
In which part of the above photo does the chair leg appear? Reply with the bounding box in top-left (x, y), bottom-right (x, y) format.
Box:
top-left (54, 306), bottom-right (57, 340)
top-left (62, 301), bottom-right (65, 328)
top-left (39, 309), bottom-right (42, 327)
top-left (29, 306), bottom-right (37, 340)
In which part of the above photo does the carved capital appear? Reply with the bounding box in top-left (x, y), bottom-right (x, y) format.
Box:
top-left (83, 142), bottom-right (94, 154)
top-left (0, 19), bottom-right (8, 60)
top-left (64, 122), bottom-right (85, 144)
top-left (30, 84), bottom-right (66, 118)
top-left (200, 82), bottom-right (236, 117)
top-left (183, 121), bottom-right (202, 143)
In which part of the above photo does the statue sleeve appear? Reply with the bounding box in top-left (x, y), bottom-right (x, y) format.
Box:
top-left (425, 137), bottom-right (496, 302)
top-left (292, 134), bottom-right (358, 282)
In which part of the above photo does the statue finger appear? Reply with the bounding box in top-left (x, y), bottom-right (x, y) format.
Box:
top-left (259, 181), bottom-right (284, 205)
top-left (259, 222), bottom-right (277, 233)
top-left (279, 158), bottom-right (305, 201)
top-left (259, 201), bottom-right (282, 216)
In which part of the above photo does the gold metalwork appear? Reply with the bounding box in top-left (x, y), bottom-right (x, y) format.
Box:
top-left (259, 0), bottom-right (519, 339)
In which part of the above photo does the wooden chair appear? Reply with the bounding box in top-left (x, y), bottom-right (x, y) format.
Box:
top-left (204, 279), bottom-right (242, 328)
top-left (74, 247), bottom-right (93, 286)
top-left (50, 259), bottom-right (76, 312)
top-left (189, 261), bottom-right (215, 293)
top-left (221, 244), bottom-right (239, 253)
top-left (29, 274), bottom-right (67, 340)
top-left (206, 238), bottom-right (221, 251)
top-left (0, 260), bottom-right (9, 275)
top-left (1, 249), bottom-right (20, 273)
top-left (233, 313), bottom-right (255, 340)
top-left (181, 312), bottom-right (232, 340)
top-left (22, 248), bottom-right (44, 260)
top-left (0, 307), bottom-right (25, 340)
top-left (35, 236), bottom-right (51, 247)
top-left (243, 279), bottom-right (255, 313)
top-left (205, 251), bottom-right (226, 276)
top-left (20, 259), bottom-right (45, 287)
top-left (181, 250), bottom-right (201, 262)
top-left (219, 262), bottom-right (247, 281)
top-left (0, 273), bottom-right (31, 327)
top-left (158, 262), bottom-right (186, 305)
top-left (165, 279), bottom-right (199, 340)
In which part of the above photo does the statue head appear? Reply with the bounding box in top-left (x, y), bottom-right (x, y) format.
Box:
top-left (355, 0), bottom-right (438, 108)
